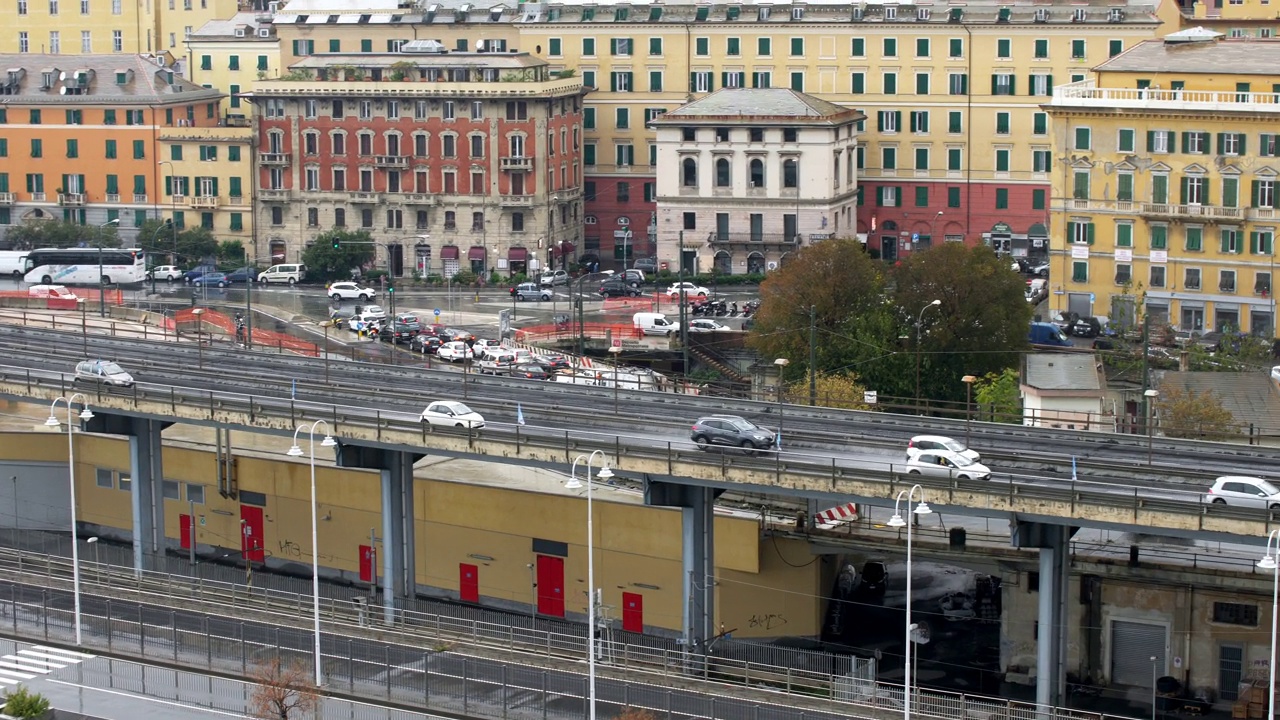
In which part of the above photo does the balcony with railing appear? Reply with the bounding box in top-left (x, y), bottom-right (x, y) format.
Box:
top-left (57, 193), bottom-right (85, 206)
top-left (133, 193), bottom-right (147, 203)
top-left (500, 194), bottom-right (535, 207)
top-left (31, 192), bottom-right (45, 202)
top-left (260, 152), bottom-right (290, 165)
top-left (105, 194), bottom-right (120, 203)
top-left (259, 188), bottom-right (289, 200)
top-left (1139, 202), bottom-right (1244, 220)
top-left (501, 156), bottom-right (533, 171)
top-left (404, 194), bottom-right (438, 205)
top-left (706, 232), bottom-right (802, 247)
top-left (1053, 79), bottom-right (1280, 114)
top-left (374, 155), bottom-right (408, 169)
top-left (352, 192), bottom-right (381, 203)
top-left (0, 193), bottom-right (13, 205)
top-left (187, 195), bottom-right (220, 209)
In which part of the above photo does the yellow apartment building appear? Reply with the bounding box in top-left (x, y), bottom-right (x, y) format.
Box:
top-left (0, 0), bottom-right (238, 56)
top-left (185, 12), bottom-right (284, 119)
top-left (158, 126), bottom-right (254, 242)
top-left (267, 0), bottom-right (1164, 267)
top-left (1161, 0), bottom-right (1280, 38)
top-left (1045, 29), bottom-right (1279, 338)
top-left (0, 54), bottom-right (224, 244)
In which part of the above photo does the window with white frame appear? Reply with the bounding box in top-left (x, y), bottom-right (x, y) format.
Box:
top-left (1186, 175), bottom-right (1205, 205)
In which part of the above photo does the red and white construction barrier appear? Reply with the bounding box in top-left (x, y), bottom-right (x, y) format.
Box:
top-left (815, 503), bottom-right (859, 525)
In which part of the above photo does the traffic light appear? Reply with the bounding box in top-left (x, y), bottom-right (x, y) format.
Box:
top-left (332, 239), bottom-right (340, 249)
top-left (387, 285), bottom-right (395, 294)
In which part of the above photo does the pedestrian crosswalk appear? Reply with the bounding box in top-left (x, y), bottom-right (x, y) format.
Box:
top-left (0, 645), bottom-right (93, 688)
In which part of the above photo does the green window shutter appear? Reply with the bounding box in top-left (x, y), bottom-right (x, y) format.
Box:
top-left (583, 145), bottom-right (596, 165)
top-left (1185, 227), bottom-right (1201, 251)
top-left (1116, 224), bottom-right (1132, 247)
top-left (1118, 128), bottom-right (1133, 152)
top-left (1180, 132), bottom-right (1191, 152)
top-left (995, 188), bottom-right (1008, 209)
top-left (991, 74), bottom-right (998, 94)
top-left (790, 37), bottom-right (803, 55)
top-left (584, 108), bottom-right (595, 129)
top-left (727, 37), bottom-right (740, 55)
top-left (790, 72), bottom-right (803, 91)
top-left (1179, 177), bottom-right (1188, 204)
top-left (1253, 180), bottom-right (1261, 207)
top-left (895, 187), bottom-right (903, 207)
top-left (329, 39), bottom-right (341, 52)
top-left (105, 140), bottom-right (116, 159)
top-left (883, 38), bottom-right (896, 56)
top-left (1216, 132), bottom-right (1225, 155)
top-left (133, 175), bottom-right (145, 195)
top-left (230, 213), bottom-right (243, 232)
top-left (650, 71), bottom-right (662, 91)
top-left (1224, 178), bottom-right (1238, 208)
top-left (230, 177), bottom-right (242, 197)
top-left (1146, 131), bottom-right (1156, 152)
top-left (1151, 226), bottom-right (1167, 250)
top-left (1072, 39), bottom-right (1085, 58)
top-left (1033, 113), bottom-right (1046, 135)
top-left (884, 73), bottom-right (896, 94)
top-left (171, 145), bottom-right (182, 161)
top-left (997, 38), bottom-right (1010, 57)
top-left (611, 73), bottom-right (618, 92)
top-left (1072, 262), bottom-right (1088, 283)
top-left (30, 139), bottom-right (40, 158)
top-left (948, 186), bottom-right (961, 208)
top-left (200, 55), bottom-right (211, 71)
top-left (648, 38), bottom-right (659, 55)
top-left (360, 39), bottom-right (372, 53)
top-left (1237, 133), bottom-right (1247, 155)
top-left (914, 146), bottom-right (928, 167)
top-left (876, 187), bottom-right (884, 206)
top-left (1264, 134), bottom-right (1274, 157)
top-left (948, 111), bottom-right (961, 133)
top-left (915, 73), bottom-right (928, 94)
top-left (229, 146), bottom-right (240, 162)
top-left (695, 37), bottom-right (707, 55)
top-left (852, 73), bottom-right (864, 93)
top-left (876, 111), bottom-right (884, 132)
top-left (917, 38), bottom-right (929, 57)
top-left (66, 139), bottom-right (77, 158)
top-left (1067, 221), bottom-right (1076, 242)
top-left (211, 178), bottom-right (219, 197)
top-left (1087, 223), bottom-right (1095, 245)
top-left (1032, 189), bottom-right (1045, 210)
top-left (996, 113), bottom-right (1009, 134)
top-left (1118, 173), bottom-right (1133, 201)
top-left (852, 38), bottom-right (864, 56)
top-left (950, 38), bottom-right (962, 57)
top-left (548, 38), bottom-right (561, 55)
top-left (996, 151), bottom-right (1009, 172)
top-left (1034, 39), bottom-right (1048, 58)
top-left (257, 55), bottom-right (268, 71)
top-left (585, 38), bottom-right (597, 55)
top-left (1221, 229), bottom-right (1233, 254)
top-left (229, 84), bottom-right (241, 108)
top-left (1008, 76), bottom-right (1016, 95)
top-left (915, 186), bottom-right (928, 206)
top-left (948, 147), bottom-right (961, 170)
top-left (105, 175), bottom-right (118, 195)
top-left (1203, 181), bottom-right (1211, 206)
top-left (1109, 39), bottom-right (1123, 57)
top-left (894, 111), bottom-right (902, 131)
top-left (1251, 231), bottom-right (1260, 255)
top-left (164, 176), bottom-right (172, 196)
top-left (1152, 175), bottom-right (1167, 203)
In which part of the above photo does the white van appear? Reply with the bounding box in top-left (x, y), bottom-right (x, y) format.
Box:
top-left (258, 263), bottom-right (307, 285)
top-left (633, 312), bottom-right (680, 337)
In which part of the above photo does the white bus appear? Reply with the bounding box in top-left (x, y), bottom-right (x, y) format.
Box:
top-left (0, 250), bottom-right (29, 277)
top-left (22, 247), bottom-right (147, 286)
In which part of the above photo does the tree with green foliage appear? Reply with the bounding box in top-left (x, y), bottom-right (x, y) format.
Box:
top-left (973, 368), bottom-right (1023, 423)
top-left (748, 240), bottom-right (1032, 407)
top-left (136, 218), bottom-right (178, 258)
top-left (5, 219), bottom-right (120, 250)
top-left (217, 240), bottom-right (247, 268)
top-left (2, 686), bottom-right (51, 719)
top-left (300, 229), bottom-right (376, 283)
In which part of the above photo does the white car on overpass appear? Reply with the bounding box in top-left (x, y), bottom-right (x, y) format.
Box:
top-left (420, 400), bottom-right (485, 429)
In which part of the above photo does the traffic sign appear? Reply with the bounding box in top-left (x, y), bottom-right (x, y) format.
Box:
top-left (911, 233), bottom-right (919, 241)
top-left (433, 308), bottom-right (441, 317)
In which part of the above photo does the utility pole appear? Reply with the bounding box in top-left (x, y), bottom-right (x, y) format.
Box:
top-left (808, 305), bottom-right (817, 406)
top-left (1139, 313), bottom-right (1151, 434)
top-left (679, 231), bottom-right (689, 387)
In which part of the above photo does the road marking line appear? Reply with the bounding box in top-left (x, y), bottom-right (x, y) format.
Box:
top-left (0, 660), bottom-right (45, 675)
top-left (44, 680), bottom-right (252, 717)
top-left (5, 655), bottom-right (65, 670)
top-left (17, 650), bottom-right (80, 665)
top-left (31, 645), bottom-right (94, 659)
top-left (0, 668), bottom-right (36, 681)
top-left (0, 657), bottom-right (58, 672)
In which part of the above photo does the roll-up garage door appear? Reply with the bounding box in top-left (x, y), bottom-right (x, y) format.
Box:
top-left (1110, 620), bottom-right (1166, 687)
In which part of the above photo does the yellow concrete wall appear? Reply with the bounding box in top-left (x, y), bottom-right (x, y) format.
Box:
top-left (7, 432), bottom-right (820, 636)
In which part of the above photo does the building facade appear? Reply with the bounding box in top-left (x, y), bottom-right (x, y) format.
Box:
top-left (0, 54), bottom-right (224, 243)
top-left (158, 125), bottom-right (255, 243)
top-left (652, 88), bottom-right (862, 274)
top-left (186, 12), bottom-right (285, 120)
top-left (1045, 30), bottom-right (1279, 337)
top-left (250, 46), bottom-right (585, 274)
top-left (266, 0), bottom-right (1165, 270)
top-left (0, 0), bottom-right (238, 57)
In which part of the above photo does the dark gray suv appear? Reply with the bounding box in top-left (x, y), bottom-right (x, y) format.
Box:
top-left (690, 415), bottom-right (776, 454)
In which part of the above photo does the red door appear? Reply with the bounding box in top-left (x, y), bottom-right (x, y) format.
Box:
top-left (179, 514), bottom-right (192, 550)
top-left (459, 563), bottom-right (479, 603)
top-left (240, 505), bottom-right (265, 563)
top-left (359, 545), bottom-right (375, 583)
top-left (535, 555), bottom-right (565, 617)
top-left (622, 592), bottom-right (643, 633)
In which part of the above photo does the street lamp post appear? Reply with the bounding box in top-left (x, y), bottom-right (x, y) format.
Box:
top-left (1150, 656), bottom-right (1159, 720)
top-left (86, 536), bottom-right (99, 583)
top-left (930, 211), bottom-right (943, 246)
top-left (97, 219), bottom-right (120, 317)
top-left (1257, 531), bottom-right (1280, 720)
top-left (774, 358), bottom-right (790, 449)
top-left (914, 299), bottom-right (942, 409)
top-left (887, 485), bottom-right (933, 720)
top-left (286, 421), bottom-right (338, 687)
top-left (1144, 388), bottom-right (1159, 464)
top-left (563, 451), bottom-right (615, 720)
top-left (78, 298), bottom-right (88, 358)
top-left (608, 345), bottom-right (622, 412)
top-left (192, 308), bottom-right (205, 368)
top-left (962, 375), bottom-right (977, 445)
top-left (45, 395), bottom-right (95, 646)
top-left (148, 219), bottom-right (172, 295)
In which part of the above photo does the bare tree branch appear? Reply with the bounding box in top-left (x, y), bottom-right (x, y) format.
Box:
top-left (247, 658), bottom-right (319, 720)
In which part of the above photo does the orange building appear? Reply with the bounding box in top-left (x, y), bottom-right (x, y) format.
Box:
top-left (0, 54), bottom-right (223, 243)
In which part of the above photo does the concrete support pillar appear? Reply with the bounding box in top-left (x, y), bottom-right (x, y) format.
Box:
top-left (1031, 524), bottom-right (1071, 712)
top-left (681, 486), bottom-right (715, 653)
top-left (400, 461), bottom-right (416, 598)
top-left (380, 463), bottom-right (404, 623)
top-left (128, 418), bottom-right (165, 573)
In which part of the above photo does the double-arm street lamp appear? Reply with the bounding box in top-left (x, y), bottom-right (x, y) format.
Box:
top-left (914, 300), bottom-right (942, 407)
top-left (45, 395), bottom-right (94, 646)
top-left (1258, 531), bottom-right (1280, 720)
top-left (286, 421), bottom-right (338, 687)
top-left (888, 485), bottom-right (932, 720)
top-left (563, 451), bottom-right (615, 720)
top-left (97, 219), bottom-right (120, 317)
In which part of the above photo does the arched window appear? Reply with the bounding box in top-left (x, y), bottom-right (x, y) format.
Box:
top-left (682, 157), bottom-right (697, 187)
top-left (749, 158), bottom-right (764, 188)
top-left (715, 158), bottom-right (730, 187)
top-left (783, 158), bottom-right (798, 188)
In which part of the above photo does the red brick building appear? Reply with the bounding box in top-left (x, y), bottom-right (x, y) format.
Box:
top-left (251, 44), bottom-right (585, 278)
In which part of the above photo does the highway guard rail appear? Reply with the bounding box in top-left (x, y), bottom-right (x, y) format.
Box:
top-left (1, 365), bottom-right (1276, 541)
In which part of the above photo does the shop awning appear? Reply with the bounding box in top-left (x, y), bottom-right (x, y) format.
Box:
top-left (440, 245), bottom-right (459, 260)
top-left (468, 246), bottom-right (486, 261)
top-left (551, 241), bottom-right (575, 257)
top-left (507, 247), bottom-right (528, 261)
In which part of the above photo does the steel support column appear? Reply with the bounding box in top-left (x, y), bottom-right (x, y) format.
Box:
top-left (128, 418), bottom-right (165, 573)
top-left (1014, 521), bottom-right (1074, 713)
top-left (680, 487), bottom-right (715, 653)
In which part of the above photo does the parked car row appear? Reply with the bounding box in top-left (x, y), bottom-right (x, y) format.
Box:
top-left (148, 264), bottom-right (304, 285)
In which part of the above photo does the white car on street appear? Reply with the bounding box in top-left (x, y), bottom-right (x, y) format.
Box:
top-left (328, 282), bottom-right (375, 301)
top-left (540, 269), bottom-right (569, 286)
top-left (1207, 476), bottom-right (1280, 509)
top-left (420, 400), bottom-right (485, 429)
top-left (147, 265), bottom-right (182, 282)
top-left (905, 450), bottom-right (991, 481)
top-left (350, 305), bottom-right (387, 323)
top-left (437, 341), bottom-right (474, 362)
top-left (689, 319), bottom-right (729, 333)
top-left (667, 282), bottom-right (709, 299)
top-left (907, 435), bottom-right (981, 462)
